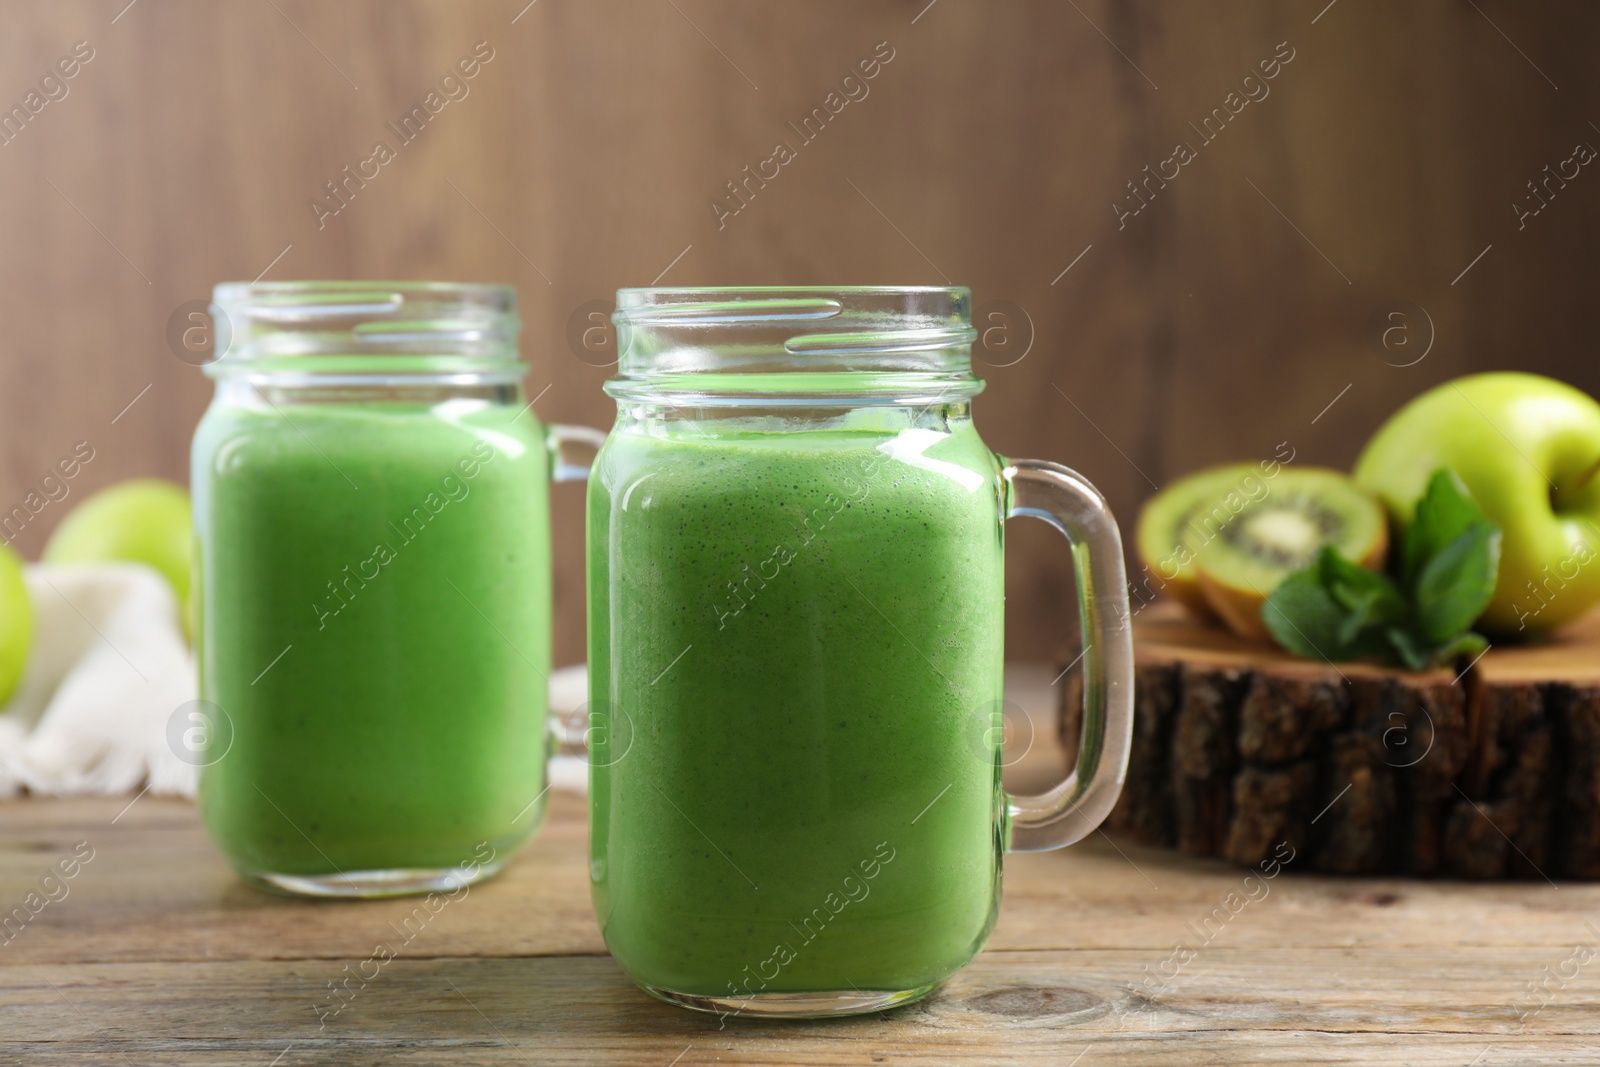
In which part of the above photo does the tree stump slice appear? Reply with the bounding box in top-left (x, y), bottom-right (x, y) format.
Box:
top-left (1061, 601), bottom-right (1600, 879)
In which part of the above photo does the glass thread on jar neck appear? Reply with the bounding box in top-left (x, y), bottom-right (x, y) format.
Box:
top-left (206, 281), bottom-right (525, 390)
top-left (608, 287), bottom-right (982, 408)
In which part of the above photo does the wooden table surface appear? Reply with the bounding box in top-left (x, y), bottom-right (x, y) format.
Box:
top-left (3, 679), bottom-right (1598, 1065)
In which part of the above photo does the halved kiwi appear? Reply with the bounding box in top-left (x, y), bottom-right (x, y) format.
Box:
top-left (1193, 468), bottom-right (1388, 641)
top-left (1136, 463), bottom-right (1273, 618)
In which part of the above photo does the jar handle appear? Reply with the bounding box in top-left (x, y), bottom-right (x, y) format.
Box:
top-left (545, 424), bottom-right (608, 768)
top-left (1001, 458), bottom-right (1135, 852)
top-left (548, 424), bottom-right (608, 483)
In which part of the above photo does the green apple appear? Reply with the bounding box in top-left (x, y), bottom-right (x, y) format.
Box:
top-left (1354, 372), bottom-right (1600, 636)
top-left (43, 478), bottom-right (193, 629)
top-left (0, 541), bottom-right (32, 705)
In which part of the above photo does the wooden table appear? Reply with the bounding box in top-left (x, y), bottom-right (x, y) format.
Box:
top-left (3, 676), bottom-right (1597, 1064)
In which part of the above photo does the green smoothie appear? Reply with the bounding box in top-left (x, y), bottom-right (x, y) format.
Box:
top-left (192, 398), bottom-right (551, 885)
top-left (587, 418), bottom-right (1006, 1000)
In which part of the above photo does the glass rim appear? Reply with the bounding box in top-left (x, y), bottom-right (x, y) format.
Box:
top-left (614, 285), bottom-right (970, 321)
top-left (617, 284), bottom-right (968, 296)
top-left (213, 280), bottom-right (516, 304)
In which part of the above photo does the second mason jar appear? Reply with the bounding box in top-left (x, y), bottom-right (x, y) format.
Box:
top-left (191, 282), bottom-right (585, 897)
top-left (587, 287), bottom-right (1135, 1016)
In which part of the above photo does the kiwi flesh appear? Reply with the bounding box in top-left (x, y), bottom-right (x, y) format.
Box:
top-left (1136, 463), bottom-right (1270, 618)
top-left (1193, 468), bottom-right (1388, 641)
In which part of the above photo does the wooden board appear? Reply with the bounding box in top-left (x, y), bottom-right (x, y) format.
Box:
top-left (1070, 602), bottom-right (1600, 880)
top-left (4, 789), bottom-right (1600, 1063)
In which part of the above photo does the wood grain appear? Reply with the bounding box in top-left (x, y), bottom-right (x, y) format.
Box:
top-left (4, 791), bottom-right (1600, 1062)
top-left (0, 1), bottom-right (1596, 667)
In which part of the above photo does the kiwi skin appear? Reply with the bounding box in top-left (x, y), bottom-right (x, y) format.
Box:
top-left (1197, 531), bottom-right (1388, 643)
top-left (1167, 575), bottom-right (1220, 621)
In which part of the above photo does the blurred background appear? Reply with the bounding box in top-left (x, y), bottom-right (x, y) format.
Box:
top-left (1, 0), bottom-right (1596, 666)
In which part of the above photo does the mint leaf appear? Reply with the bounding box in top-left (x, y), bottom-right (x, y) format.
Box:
top-left (1432, 630), bottom-right (1489, 662)
top-left (1414, 522), bottom-right (1500, 642)
top-left (1387, 627), bottom-right (1488, 672)
top-left (1262, 565), bottom-right (1352, 661)
top-left (1319, 549), bottom-right (1406, 636)
top-left (1258, 467), bottom-right (1501, 671)
top-left (1403, 470), bottom-right (1490, 589)
top-left (1403, 469), bottom-right (1501, 644)
top-left (1384, 626), bottom-right (1433, 671)
top-left (1262, 548), bottom-right (1400, 663)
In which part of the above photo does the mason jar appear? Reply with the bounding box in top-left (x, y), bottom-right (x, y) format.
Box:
top-left (586, 286), bottom-right (1135, 1016)
top-left (190, 281), bottom-right (598, 897)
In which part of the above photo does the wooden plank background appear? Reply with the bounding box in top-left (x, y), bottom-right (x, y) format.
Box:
top-left (0, 0), bottom-right (1595, 666)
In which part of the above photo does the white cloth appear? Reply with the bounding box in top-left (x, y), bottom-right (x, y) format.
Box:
top-left (0, 563), bottom-right (196, 798)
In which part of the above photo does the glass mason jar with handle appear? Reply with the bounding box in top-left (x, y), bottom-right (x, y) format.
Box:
top-left (587, 286), bottom-right (1135, 1016)
top-left (190, 281), bottom-right (602, 898)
